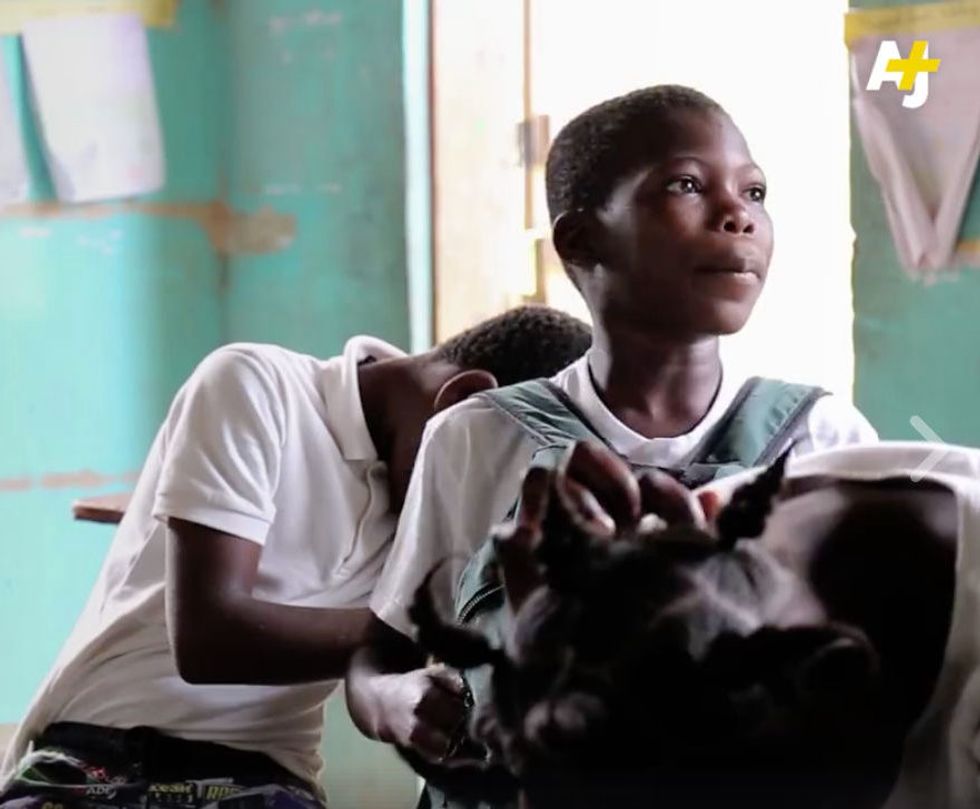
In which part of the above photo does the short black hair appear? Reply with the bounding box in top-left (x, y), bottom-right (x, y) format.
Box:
top-left (545, 85), bottom-right (725, 222)
top-left (434, 305), bottom-right (591, 387)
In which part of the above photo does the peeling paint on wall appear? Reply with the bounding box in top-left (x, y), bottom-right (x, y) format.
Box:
top-left (267, 9), bottom-right (342, 36)
top-left (0, 469), bottom-right (139, 492)
top-left (0, 200), bottom-right (296, 256)
top-left (955, 239), bottom-right (980, 266)
top-left (0, 477), bottom-right (31, 492)
top-left (207, 203), bottom-right (296, 254)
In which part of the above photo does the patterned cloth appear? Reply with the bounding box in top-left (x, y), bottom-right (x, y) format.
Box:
top-left (0, 724), bottom-right (324, 809)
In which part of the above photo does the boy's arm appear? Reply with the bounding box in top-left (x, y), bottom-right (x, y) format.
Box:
top-left (347, 402), bottom-right (535, 759)
top-left (345, 616), bottom-right (466, 761)
top-left (154, 346), bottom-right (371, 684)
top-left (166, 520), bottom-right (371, 683)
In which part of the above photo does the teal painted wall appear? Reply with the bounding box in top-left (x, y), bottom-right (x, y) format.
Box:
top-left (0, 1), bottom-right (415, 805)
top-left (0, 1), bottom-right (225, 720)
top-left (852, 0), bottom-right (980, 443)
top-left (221, 0), bottom-right (410, 352)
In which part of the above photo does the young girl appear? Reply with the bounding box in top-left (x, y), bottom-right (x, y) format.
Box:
top-left (408, 440), bottom-right (977, 809)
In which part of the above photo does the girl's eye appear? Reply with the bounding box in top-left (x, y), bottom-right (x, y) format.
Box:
top-left (666, 177), bottom-right (701, 194)
top-left (747, 185), bottom-right (767, 203)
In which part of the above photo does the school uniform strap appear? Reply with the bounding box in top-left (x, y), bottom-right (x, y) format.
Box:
top-left (675, 377), bottom-right (829, 486)
top-left (478, 378), bottom-right (611, 455)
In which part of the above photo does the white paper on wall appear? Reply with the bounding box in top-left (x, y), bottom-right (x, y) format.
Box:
top-left (0, 57), bottom-right (29, 205)
top-left (22, 12), bottom-right (165, 203)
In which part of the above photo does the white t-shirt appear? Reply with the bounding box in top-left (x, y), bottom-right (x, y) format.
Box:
top-left (2, 337), bottom-right (405, 790)
top-left (708, 443), bottom-right (980, 809)
top-left (370, 352), bottom-right (878, 637)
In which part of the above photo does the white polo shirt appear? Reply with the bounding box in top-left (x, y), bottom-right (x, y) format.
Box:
top-left (2, 337), bottom-right (404, 790)
top-left (370, 351), bottom-right (878, 638)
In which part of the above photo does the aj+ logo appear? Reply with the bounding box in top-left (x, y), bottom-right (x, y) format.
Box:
top-left (866, 40), bottom-right (940, 110)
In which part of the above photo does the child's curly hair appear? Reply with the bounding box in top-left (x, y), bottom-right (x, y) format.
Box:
top-left (406, 453), bottom-right (904, 809)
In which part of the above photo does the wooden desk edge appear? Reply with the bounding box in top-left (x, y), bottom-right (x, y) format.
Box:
top-left (72, 492), bottom-right (131, 525)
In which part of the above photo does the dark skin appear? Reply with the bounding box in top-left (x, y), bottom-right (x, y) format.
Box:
top-left (165, 354), bottom-right (496, 685)
top-left (345, 612), bottom-right (464, 756)
top-left (494, 443), bottom-right (957, 809)
top-left (347, 107), bottom-right (778, 758)
top-left (555, 108), bottom-right (772, 438)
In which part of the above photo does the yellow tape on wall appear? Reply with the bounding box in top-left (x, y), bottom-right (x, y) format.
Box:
top-left (845, 1), bottom-right (980, 47)
top-left (0, 0), bottom-right (177, 33)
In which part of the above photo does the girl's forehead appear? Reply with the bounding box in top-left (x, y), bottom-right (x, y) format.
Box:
top-left (652, 109), bottom-right (753, 161)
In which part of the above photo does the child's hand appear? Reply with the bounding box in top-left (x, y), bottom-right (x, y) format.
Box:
top-left (493, 441), bottom-right (715, 612)
top-left (375, 664), bottom-right (468, 762)
top-left (555, 440), bottom-right (641, 537)
top-left (491, 444), bottom-right (635, 613)
top-left (556, 441), bottom-right (712, 535)
top-left (491, 465), bottom-right (553, 613)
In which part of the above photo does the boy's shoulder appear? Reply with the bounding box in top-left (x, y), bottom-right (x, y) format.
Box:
top-left (725, 369), bottom-right (877, 453)
top-left (198, 341), bottom-right (315, 372)
top-left (185, 342), bottom-right (323, 393)
top-left (164, 344), bottom-right (325, 431)
top-left (797, 389), bottom-right (878, 449)
top-left (414, 382), bottom-right (564, 481)
top-left (423, 387), bottom-right (527, 444)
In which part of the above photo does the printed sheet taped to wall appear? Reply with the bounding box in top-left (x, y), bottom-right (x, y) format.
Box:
top-left (846, 1), bottom-right (980, 276)
top-left (0, 56), bottom-right (28, 204)
top-left (22, 12), bottom-right (164, 203)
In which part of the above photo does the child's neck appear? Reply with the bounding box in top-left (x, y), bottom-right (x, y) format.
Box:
top-left (589, 328), bottom-right (722, 439)
top-left (357, 357), bottom-right (429, 466)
